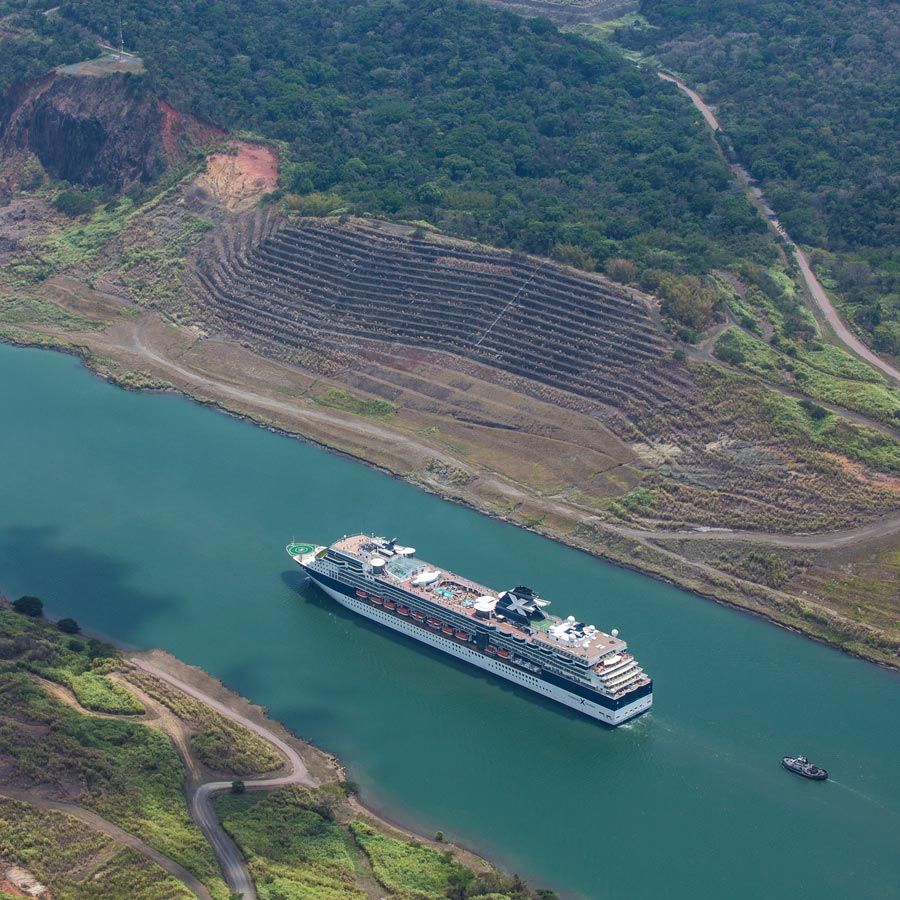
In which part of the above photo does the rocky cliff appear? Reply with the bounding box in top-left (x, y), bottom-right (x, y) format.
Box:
top-left (0, 64), bottom-right (221, 193)
top-left (0, 70), bottom-right (166, 189)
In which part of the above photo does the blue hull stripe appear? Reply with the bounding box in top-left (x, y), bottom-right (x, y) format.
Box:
top-left (304, 566), bottom-right (651, 713)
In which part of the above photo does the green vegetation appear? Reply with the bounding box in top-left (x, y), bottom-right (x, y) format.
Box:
top-left (12, 595), bottom-right (42, 617)
top-left (0, 295), bottom-right (103, 332)
top-left (23, 0), bottom-right (772, 287)
top-left (47, 668), bottom-right (145, 714)
top-left (124, 667), bottom-right (283, 775)
top-left (216, 787), bottom-right (547, 900)
top-left (216, 787), bottom-right (365, 900)
top-left (617, 0), bottom-right (899, 353)
top-left (314, 388), bottom-right (395, 418)
top-left (350, 820), bottom-right (473, 899)
top-left (0, 799), bottom-right (193, 899)
top-left (0, 603), bottom-right (227, 894)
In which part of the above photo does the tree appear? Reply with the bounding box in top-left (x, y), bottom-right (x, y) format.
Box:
top-left (231, 780), bottom-right (245, 794)
top-left (13, 596), bottom-right (43, 618)
top-left (57, 617), bottom-right (80, 634)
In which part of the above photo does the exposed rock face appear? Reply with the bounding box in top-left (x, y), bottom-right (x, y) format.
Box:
top-left (0, 71), bottom-right (166, 189)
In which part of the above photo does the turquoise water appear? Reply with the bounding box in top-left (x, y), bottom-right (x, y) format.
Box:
top-left (1, 343), bottom-right (898, 899)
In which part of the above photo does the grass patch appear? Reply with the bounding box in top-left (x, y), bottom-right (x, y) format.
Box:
top-left (349, 820), bottom-right (470, 899)
top-left (0, 295), bottom-right (103, 332)
top-left (44, 668), bottom-right (144, 715)
top-left (123, 668), bottom-right (283, 776)
top-left (0, 800), bottom-right (193, 899)
top-left (714, 327), bottom-right (900, 425)
top-left (216, 787), bottom-right (365, 900)
top-left (314, 388), bottom-right (395, 418)
top-left (0, 604), bottom-right (227, 895)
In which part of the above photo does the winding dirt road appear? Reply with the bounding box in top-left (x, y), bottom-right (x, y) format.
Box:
top-left (130, 658), bottom-right (315, 900)
top-left (0, 786), bottom-right (212, 899)
top-left (659, 71), bottom-right (900, 385)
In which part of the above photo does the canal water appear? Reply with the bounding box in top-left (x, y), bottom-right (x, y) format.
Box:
top-left (1, 343), bottom-right (898, 900)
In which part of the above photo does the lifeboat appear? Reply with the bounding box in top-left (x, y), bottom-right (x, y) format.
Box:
top-left (370, 596), bottom-right (383, 606)
top-left (397, 607), bottom-right (410, 617)
top-left (455, 630), bottom-right (470, 641)
top-left (485, 645), bottom-right (497, 655)
top-left (384, 600), bottom-right (396, 610)
top-left (355, 589), bottom-right (368, 599)
top-left (441, 625), bottom-right (454, 635)
top-left (497, 648), bottom-right (510, 659)
top-left (412, 610), bottom-right (425, 621)
top-left (426, 618), bottom-right (441, 629)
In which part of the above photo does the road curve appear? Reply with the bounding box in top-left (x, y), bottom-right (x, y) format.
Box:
top-left (659, 71), bottom-right (900, 385)
top-left (131, 658), bottom-right (315, 900)
top-left (0, 786), bottom-right (212, 900)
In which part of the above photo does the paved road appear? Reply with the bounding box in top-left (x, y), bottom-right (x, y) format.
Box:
top-left (131, 658), bottom-right (315, 900)
top-left (0, 786), bottom-right (212, 899)
top-left (659, 71), bottom-right (900, 385)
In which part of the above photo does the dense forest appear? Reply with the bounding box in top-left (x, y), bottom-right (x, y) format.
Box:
top-left (617, 0), bottom-right (899, 354)
top-left (2, 0), bottom-right (771, 292)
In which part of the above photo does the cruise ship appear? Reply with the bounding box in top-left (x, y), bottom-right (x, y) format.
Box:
top-left (287, 535), bottom-right (652, 725)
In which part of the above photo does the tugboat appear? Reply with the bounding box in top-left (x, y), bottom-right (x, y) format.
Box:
top-left (782, 755), bottom-right (828, 780)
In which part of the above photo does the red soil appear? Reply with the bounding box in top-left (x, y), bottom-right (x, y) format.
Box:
top-left (158, 99), bottom-right (224, 160)
top-left (193, 141), bottom-right (279, 210)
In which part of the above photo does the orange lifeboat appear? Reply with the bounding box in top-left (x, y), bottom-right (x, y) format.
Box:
top-left (397, 607), bottom-right (410, 617)
top-left (412, 610), bottom-right (425, 621)
top-left (355, 589), bottom-right (368, 599)
top-left (485, 645), bottom-right (497, 655)
top-left (426, 618), bottom-right (441, 629)
top-left (370, 596), bottom-right (383, 606)
top-left (384, 600), bottom-right (396, 610)
top-left (455, 630), bottom-right (470, 641)
top-left (441, 625), bottom-right (454, 635)
top-left (497, 648), bottom-right (510, 659)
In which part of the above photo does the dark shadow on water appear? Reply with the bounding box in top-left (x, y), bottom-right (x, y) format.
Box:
top-left (279, 569), bottom-right (608, 728)
top-left (0, 524), bottom-right (183, 647)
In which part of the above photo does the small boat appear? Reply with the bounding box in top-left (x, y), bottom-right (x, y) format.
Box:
top-left (497, 648), bottom-right (510, 659)
top-left (782, 755), bottom-right (828, 780)
top-left (384, 599), bottom-right (396, 610)
top-left (485, 645), bottom-right (497, 655)
top-left (412, 610), bottom-right (425, 621)
top-left (355, 589), bottom-right (368, 599)
top-left (426, 618), bottom-right (441, 629)
top-left (397, 606), bottom-right (410, 617)
top-left (370, 596), bottom-right (383, 606)
top-left (455, 630), bottom-right (470, 641)
top-left (441, 625), bottom-right (454, 635)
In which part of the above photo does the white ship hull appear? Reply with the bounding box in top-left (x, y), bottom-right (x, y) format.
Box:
top-left (310, 575), bottom-right (652, 726)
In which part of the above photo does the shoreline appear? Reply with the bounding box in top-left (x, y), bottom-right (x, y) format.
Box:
top-left (1, 329), bottom-right (897, 674)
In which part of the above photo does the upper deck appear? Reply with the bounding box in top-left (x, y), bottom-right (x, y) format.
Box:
top-left (331, 534), bottom-right (627, 666)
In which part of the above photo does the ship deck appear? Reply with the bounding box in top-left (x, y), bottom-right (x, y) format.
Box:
top-left (333, 534), bottom-right (627, 664)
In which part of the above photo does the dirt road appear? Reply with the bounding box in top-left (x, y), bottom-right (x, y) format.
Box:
top-left (615, 509), bottom-right (900, 549)
top-left (659, 71), bottom-right (900, 385)
top-left (0, 786), bottom-right (212, 899)
top-left (130, 658), bottom-right (315, 900)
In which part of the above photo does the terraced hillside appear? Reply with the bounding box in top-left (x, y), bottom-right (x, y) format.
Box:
top-left (190, 215), bottom-right (898, 536)
top-left (194, 218), bottom-right (698, 423)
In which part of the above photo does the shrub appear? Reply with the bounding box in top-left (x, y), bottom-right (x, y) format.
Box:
top-left (57, 617), bottom-right (80, 634)
top-left (13, 596), bottom-right (43, 618)
top-left (231, 780), bottom-right (246, 794)
top-left (53, 189), bottom-right (95, 217)
top-left (605, 257), bottom-right (637, 283)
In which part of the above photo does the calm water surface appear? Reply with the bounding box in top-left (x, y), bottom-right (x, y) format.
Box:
top-left (1, 343), bottom-right (898, 900)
